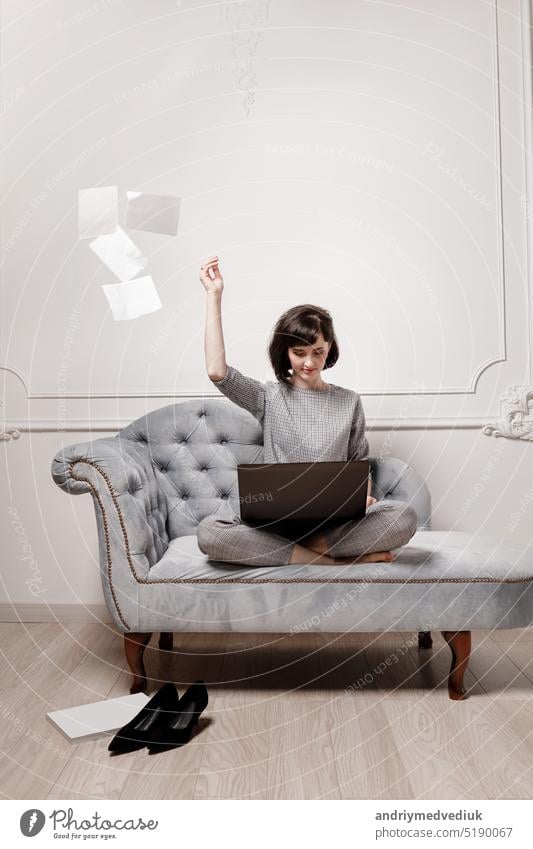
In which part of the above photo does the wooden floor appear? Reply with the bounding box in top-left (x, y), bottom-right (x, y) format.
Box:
top-left (1, 623), bottom-right (533, 799)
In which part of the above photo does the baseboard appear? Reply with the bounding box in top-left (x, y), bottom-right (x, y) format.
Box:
top-left (0, 602), bottom-right (113, 623)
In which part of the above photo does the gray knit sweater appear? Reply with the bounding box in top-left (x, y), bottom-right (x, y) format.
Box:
top-left (210, 365), bottom-right (369, 464)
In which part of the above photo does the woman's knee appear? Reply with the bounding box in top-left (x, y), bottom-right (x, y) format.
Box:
top-left (196, 514), bottom-right (241, 555)
top-left (196, 517), bottom-right (214, 554)
top-left (388, 501), bottom-right (418, 544)
top-left (196, 515), bottom-right (227, 554)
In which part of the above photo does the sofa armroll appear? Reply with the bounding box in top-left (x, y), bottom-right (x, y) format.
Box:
top-left (51, 436), bottom-right (170, 632)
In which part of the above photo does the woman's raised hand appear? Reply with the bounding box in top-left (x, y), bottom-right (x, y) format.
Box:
top-left (199, 256), bottom-right (224, 294)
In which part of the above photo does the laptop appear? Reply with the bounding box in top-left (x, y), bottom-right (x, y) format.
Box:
top-left (236, 460), bottom-right (369, 535)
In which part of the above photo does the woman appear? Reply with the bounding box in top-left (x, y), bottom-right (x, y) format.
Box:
top-left (196, 255), bottom-right (417, 567)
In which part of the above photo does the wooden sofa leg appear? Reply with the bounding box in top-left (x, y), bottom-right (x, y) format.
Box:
top-left (418, 630), bottom-right (433, 649)
top-left (441, 630), bottom-right (471, 700)
top-left (159, 632), bottom-right (173, 651)
top-left (124, 632), bottom-right (152, 694)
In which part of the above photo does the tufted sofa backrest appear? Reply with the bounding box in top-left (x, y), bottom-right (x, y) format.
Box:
top-left (117, 397), bottom-right (432, 544)
top-left (118, 397), bottom-right (264, 542)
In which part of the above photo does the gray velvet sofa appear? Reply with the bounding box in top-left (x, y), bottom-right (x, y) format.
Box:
top-left (51, 397), bottom-right (533, 700)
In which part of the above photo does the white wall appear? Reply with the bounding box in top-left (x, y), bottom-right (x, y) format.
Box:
top-left (2, 0), bottom-right (533, 614)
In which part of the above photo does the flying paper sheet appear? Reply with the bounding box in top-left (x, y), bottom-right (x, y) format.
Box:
top-left (89, 226), bottom-right (148, 281)
top-left (102, 275), bottom-right (162, 321)
top-left (78, 186), bottom-right (118, 239)
top-left (125, 191), bottom-right (180, 236)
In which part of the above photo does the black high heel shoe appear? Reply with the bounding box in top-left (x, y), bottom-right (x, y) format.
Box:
top-left (147, 680), bottom-right (208, 753)
top-left (108, 682), bottom-right (180, 754)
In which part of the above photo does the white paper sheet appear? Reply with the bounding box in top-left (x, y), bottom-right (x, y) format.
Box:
top-left (89, 226), bottom-right (149, 281)
top-left (78, 186), bottom-right (118, 239)
top-left (102, 275), bottom-right (162, 321)
top-left (125, 191), bottom-right (180, 236)
top-left (47, 692), bottom-right (150, 741)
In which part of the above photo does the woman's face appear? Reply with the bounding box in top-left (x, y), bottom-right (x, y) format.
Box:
top-left (287, 332), bottom-right (331, 379)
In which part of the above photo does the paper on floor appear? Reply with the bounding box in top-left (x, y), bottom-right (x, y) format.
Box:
top-left (78, 186), bottom-right (118, 239)
top-left (47, 692), bottom-right (150, 741)
top-left (89, 226), bottom-right (149, 281)
top-left (125, 191), bottom-right (180, 235)
top-left (102, 274), bottom-right (162, 320)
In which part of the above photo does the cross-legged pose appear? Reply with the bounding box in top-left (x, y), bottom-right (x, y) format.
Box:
top-left (196, 255), bottom-right (418, 567)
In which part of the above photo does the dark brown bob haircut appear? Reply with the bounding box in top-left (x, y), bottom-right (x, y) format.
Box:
top-left (267, 304), bottom-right (339, 387)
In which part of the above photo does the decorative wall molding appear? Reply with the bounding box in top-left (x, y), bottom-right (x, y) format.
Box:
top-left (0, 0), bottom-right (509, 402)
top-left (0, 363), bottom-right (29, 395)
top-left (0, 427), bottom-right (20, 441)
top-left (480, 1), bottom-right (533, 442)
top-left (0, 394), bottom-right (20, 440)
top-left (481, 2), bottom-right (533, 442)
top-left (483, 385), bottom-right (533, 441)
top-left (1, 417), bottom-right (506, 433)
top-left (521, 0), bottom-right (533, 383)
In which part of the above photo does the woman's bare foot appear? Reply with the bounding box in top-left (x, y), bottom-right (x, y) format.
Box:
top-left (334, 551), bottom-right (396, 564)
top-left (299, 530), bottom-right (328, 555)
top-left (288, 543), bottom-right (338, 565)
top-left (288, 543), bottom-right (396, 567)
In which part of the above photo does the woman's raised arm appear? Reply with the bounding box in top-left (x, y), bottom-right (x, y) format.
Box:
top-left (200, 255), bottom-right (227, 381)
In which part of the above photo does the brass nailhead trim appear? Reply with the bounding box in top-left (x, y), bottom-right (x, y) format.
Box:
top-left (66, 458), bottom-right (533, 634)
top-left (141, 576), bottom-right (533, 584)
